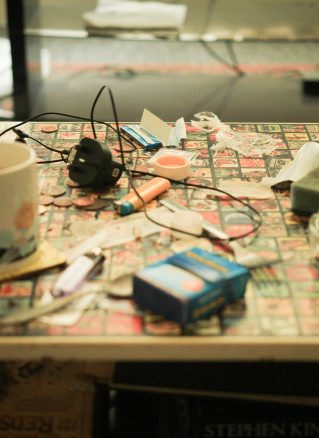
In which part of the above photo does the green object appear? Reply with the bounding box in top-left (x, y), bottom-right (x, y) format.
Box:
top-left (291, 167), bottom-right (319, 215)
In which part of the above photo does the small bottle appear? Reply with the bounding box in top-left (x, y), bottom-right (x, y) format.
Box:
top-left (114, 177), bottom-right (171, 216)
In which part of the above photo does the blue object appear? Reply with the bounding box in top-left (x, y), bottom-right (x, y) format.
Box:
top-left (133, 247), bottom-right (250, 326)
top-left (115, 201), bottom-right (134, 216)
top-left (120, 125), bottom-right (162, 150)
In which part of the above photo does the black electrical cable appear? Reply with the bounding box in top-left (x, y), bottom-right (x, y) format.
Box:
top-left (132, 168), bottom-right (262, 240)
top-left (103, 86), bottom-right (126, 167)
top-left (0, 88), bottom-right (263, 241)
top-left (90, 86), bottom-right (104, 140)
top-left (37, 158), bottom-right (66, 164)
top-left (0, 112), bottom-right (120, 139)
top-left (1, 111), bottom-right (137, 165)
top-left (26, 134), bottom-right (68, 157)
top-left (13, 128), bottom-right (69, 162)
top-left (90, 86), bottom-right (263, 241)
top-left (90, 87), bottom-right (157, 232)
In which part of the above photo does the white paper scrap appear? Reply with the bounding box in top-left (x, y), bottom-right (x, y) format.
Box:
top-left (141, 109), bottom-right (186, 146)
top-left (83, 1), bottom-right (187, 30)
top-left (262, 142), bottom-right (319, 187)
top-left (218, 180), bottom-right (275, 199)
top-left (40, 287), bottom-right (99, 326)
top-left (141, 109), bottom-right (172, 145)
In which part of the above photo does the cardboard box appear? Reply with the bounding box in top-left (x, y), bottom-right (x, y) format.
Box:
top-left (120, 125), bottom-right (162, 150)
top-left (133, 247), bottom-right (250, 326)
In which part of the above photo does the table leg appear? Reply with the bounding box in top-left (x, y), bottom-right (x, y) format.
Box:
top-left (6, 0), bottom-right (30, 119)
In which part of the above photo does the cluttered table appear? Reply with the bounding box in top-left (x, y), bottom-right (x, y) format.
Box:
top-left (1, 118), bottom-right (319, 362)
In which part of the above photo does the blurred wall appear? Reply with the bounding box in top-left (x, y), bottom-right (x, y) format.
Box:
top-left (0, 0), bottom-right (5, 28)
top-left (203, 0), bottom-right (319, 40)
top-left (1, 0), bottom-right (319, 39)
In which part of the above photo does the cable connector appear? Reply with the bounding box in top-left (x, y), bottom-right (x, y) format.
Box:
top-left (13, 128), bottom-right (30, 139)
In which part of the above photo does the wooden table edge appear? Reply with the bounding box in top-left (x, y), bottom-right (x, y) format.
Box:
top-left (0, 336), bottom-right (319, 361)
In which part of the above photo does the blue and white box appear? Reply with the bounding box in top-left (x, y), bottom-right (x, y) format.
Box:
top-left (120, 124), bottom-right (162, 150)
top-left (133, 247), bottom-right (250, 326)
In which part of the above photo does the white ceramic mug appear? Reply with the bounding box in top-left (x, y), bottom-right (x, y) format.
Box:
top-left (0, 141), bottom-right (39, 270)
